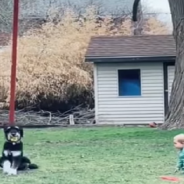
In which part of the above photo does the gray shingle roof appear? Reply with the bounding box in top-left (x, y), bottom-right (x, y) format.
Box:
top-left (85, 35), bottom-right (176, 61)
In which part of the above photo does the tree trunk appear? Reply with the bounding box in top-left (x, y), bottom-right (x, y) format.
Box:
top-left (161, 0), bottom-right (184, 129)
top-left (132, 0), bottom-right (143, 35)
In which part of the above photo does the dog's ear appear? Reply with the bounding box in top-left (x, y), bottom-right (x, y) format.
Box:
top-left (3, 125), bottom-right (11, 133)
top-left (14, 126), bottom-right (23, 137)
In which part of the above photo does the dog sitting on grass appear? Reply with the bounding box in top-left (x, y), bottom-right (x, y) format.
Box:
top-left (0, 126), bottom-right (38, 175)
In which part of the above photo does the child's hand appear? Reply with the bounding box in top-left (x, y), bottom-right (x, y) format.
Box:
top-left (174, 167), bottom-right (180, 173)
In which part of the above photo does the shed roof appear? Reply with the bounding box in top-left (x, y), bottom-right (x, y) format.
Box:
top-left (85, 35), bottom-right (176, 63)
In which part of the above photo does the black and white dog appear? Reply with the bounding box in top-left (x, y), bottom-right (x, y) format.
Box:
top-left (0, 126), bottom-right (38, 175)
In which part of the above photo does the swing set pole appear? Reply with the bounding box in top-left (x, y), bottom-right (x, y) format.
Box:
top-left (9, 0), bottom-right (19, 125)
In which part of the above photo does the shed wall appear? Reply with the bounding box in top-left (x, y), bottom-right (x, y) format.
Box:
top-left (95, 62), bottom-right (165, 124)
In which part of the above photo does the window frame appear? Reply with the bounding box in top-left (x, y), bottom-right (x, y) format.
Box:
top-left (117, 69), bottom-right (142, 97)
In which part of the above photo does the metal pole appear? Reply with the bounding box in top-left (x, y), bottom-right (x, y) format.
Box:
top-left (9, 0), bottom-right (19, 125)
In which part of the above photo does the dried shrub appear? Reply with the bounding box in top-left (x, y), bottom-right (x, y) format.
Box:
top-left (143, 17), bottom-right (170, 35)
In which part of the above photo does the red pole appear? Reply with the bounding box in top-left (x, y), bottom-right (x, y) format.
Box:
top-left (9, 0), bottom-right (19, 125)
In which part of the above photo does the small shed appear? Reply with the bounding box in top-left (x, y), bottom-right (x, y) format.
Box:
top-left (85, 35), bottom-right (176, 125)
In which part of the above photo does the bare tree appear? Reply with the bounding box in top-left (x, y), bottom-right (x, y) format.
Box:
top-left (0, 0), bottom-right (39, 33)
top-left (0, 1), bottom-right (13, 33)
top-left (132, 0), bottom-right (184, 129)
top-left (0, 0), bottom-right (135, 33)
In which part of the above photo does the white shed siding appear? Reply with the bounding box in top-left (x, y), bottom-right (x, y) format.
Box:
top-left (95, 62), bottom-right (165, 124)
top-left (167, 65), bottom-right (175, 102)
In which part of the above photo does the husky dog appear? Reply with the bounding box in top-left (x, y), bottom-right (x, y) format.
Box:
top-left (0, 126), bottom-right (38, 175)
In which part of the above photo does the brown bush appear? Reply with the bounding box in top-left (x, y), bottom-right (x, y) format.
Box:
top-left (0, 6), bottom-right (170, 111)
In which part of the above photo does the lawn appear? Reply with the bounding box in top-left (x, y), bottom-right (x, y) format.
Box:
top-left (0, 127), bottom-right (183, 184)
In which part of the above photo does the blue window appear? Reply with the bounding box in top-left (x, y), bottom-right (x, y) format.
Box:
top-left (118, 69), bottom-right (141, 96)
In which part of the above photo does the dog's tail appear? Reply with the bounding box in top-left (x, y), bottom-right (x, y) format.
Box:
top-left (28, 163), bottom-right (38, 169)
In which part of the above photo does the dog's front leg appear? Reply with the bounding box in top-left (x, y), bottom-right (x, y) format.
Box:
top-left (2, 150), bottom-right (11, 174)
top-left (3, 160), bottom-right (11, 174)
top-left (9, 151), bottom-right (22, 175)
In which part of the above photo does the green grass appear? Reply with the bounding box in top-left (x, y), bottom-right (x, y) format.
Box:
top-left (0, 127), bottom-right (184, 184)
